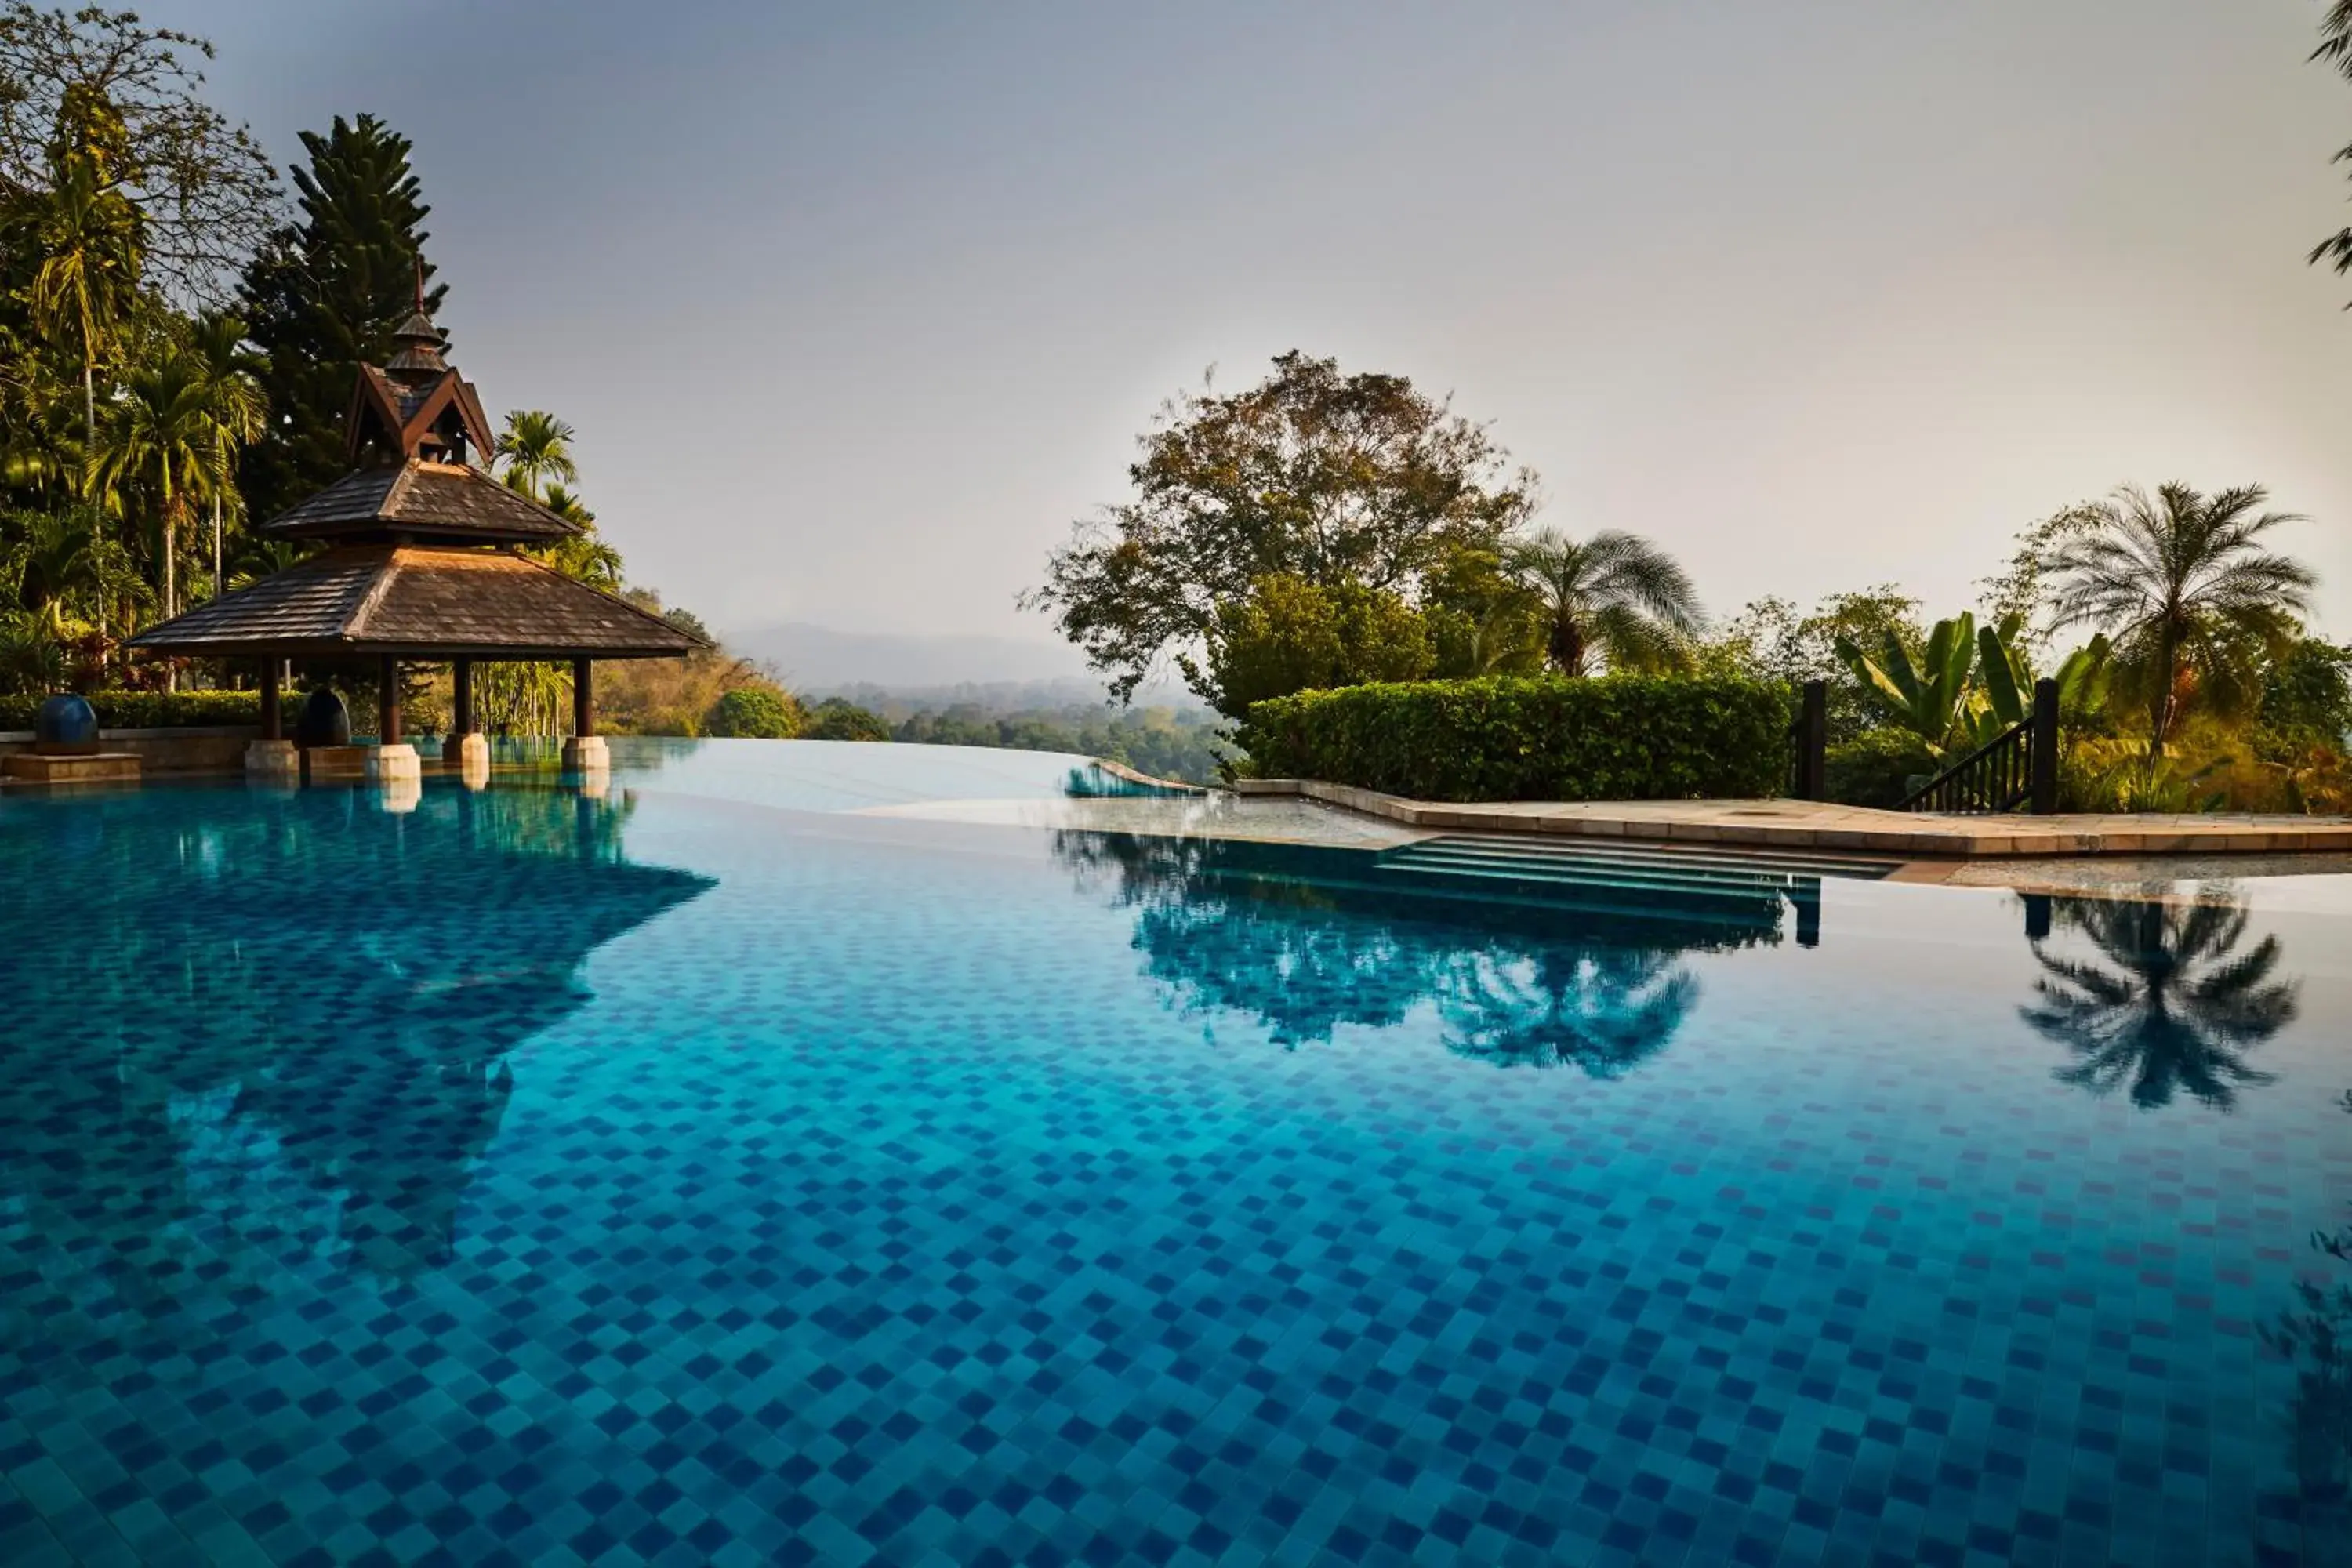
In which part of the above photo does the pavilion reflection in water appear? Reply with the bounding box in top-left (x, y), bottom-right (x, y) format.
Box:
top-left (0, 784), bottom-right (712, 1339)
top-left (1053, 831), bottom-right (1823, 1069)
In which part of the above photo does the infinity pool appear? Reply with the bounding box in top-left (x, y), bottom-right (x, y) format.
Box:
top-left (2, 741), bottom-right (2347, 1566)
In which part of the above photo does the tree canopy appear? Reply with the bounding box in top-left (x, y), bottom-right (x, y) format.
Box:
top-left (1027, 351), bottom-right (1535, 701)
top-left (239, 113), bottom-right (442, 521)
top-left (0, 5), bottom-right (278, 303)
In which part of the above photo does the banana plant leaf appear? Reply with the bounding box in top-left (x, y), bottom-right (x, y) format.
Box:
top-left (1835, 612), bottom-right (1976, 751)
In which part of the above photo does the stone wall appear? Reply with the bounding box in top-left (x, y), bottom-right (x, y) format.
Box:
top-left (0, 726), bottom-right (259, 775)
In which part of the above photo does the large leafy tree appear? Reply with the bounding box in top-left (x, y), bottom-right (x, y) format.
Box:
top-left (17, 83), bottom-right (147, 448)
top-left (0, 5), bottom-right (278, 304)
top-left (1499, 527), bottom-right (1703, 677)
top-left (1028, 351), bottom-right (1536, 701)
top-left (239, 114), bottom-right (441, 521)
top-left (2044, 483), bottom-right (2314, 758)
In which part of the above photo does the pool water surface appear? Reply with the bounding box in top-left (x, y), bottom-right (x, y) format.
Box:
top-left (2, 742), bottom-right (2348, 1566)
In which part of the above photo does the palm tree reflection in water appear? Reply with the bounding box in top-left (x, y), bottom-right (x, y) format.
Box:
top-left (1439, 946), bottom-right (1698, 1076)
top-left (1052, 831), bottom-right (1802, 1073)
top-left (2020, 888), bottom-right (2297, 1111)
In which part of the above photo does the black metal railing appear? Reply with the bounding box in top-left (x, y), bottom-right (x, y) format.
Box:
top-left (1898, 677), bottom-right (2060, 815)
top-left (1788, 679), bottom-right (1827, 800)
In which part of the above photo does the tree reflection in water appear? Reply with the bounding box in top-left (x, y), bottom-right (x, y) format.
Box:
top-left (2020, 888), bottom-right (2296, 1110)
top-left (1440, 946), bottom-right (1698, 1075)
top-left (1053, 830), bottom-right (1805, 1071)
top-left (2259, 1091), bottom-right (2352, 1554)
top-left (0, 782), bottom-right (711, 1345)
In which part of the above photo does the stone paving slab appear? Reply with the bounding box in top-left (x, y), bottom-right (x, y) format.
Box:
top-left (1233, 777), bottom-right (2352, 859)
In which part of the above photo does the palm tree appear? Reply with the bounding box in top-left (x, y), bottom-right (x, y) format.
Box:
top-left (1500, 528), bottom-right (1704, 676)
top-left (2310, 4), bottom-right (2352, 296)
top-left (532, 484), bottom-right (623, 590)
top-left (494, 410), bottom-right (578, 502)
top-left (183, 313), bottom-right (267, 602)
top-left (85, 353), bottom-right (232, 630)
top-left (2020, 892), bottom-right (2297, 1111)
top-left (27, 157), bottom-right (143, 447)
top-left (0, 506), bottom-right (105, 629)
top-left (2044, 484), bottom-right (2314, 759)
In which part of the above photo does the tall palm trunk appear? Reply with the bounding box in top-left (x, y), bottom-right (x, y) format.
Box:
top-left (212, 494), bottom-right (222, 601)
top-left (162, 503), bottom-right (178, 691)
top-left (1549, 616), bottom-right (1587, 678)
top-left (2148, 617), bottom-right (2181, 764)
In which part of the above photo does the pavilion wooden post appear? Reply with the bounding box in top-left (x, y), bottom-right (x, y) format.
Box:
top-left (378, 655), bottom-right (403, 745)
top-left (244, 652), bottom-right (298, 782)
top-left (447, 656), bottom-right (488, 786)
top-left (452, 659), bottom-right (474, 735)
top-left (572, 657), bottom-right (594, 739)
top-left (563, 656), bottom-right (608, 782)
top-left (366, 652), bottom-right (420, 796)
top-left (259, 659), bottom-right (281, 741)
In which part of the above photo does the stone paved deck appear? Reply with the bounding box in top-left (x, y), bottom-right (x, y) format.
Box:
top-left (1233, 778), bottom-right (2352, 858)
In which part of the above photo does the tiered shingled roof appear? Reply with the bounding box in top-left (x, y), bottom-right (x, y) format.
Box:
top-left (129, 546), bottom-right (700, 660)
top-left (264, 461), bottom-right (582, 543)
top-left (129, 290), bottom-right (709, 665)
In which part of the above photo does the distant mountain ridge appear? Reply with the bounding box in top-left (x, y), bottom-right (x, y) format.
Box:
top-left (724, 621), bottom-right (1201, 710)
top-left (724, 621), bottom-right (1089, 690)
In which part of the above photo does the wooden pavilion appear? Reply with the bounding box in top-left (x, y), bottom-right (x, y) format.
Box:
top-left (129, 303), bottom-right (701, 781)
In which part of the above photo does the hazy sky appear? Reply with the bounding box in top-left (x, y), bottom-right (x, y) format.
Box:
top-left (158, 2), bottom-right (2352, 659)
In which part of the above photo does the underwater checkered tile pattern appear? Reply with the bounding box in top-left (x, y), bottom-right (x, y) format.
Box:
top-left (0, 781), bottom-right (2347, 1566)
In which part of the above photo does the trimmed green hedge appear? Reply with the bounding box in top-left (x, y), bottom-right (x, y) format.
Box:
top-left (0, 690), bottom-right (262, 731)
top-left (1240, 675), bottom-right (1790, 802)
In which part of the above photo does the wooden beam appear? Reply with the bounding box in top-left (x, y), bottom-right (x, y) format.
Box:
top-left (379, 654), bottom-right (402, 745)
top-left (572, 657), bottom-right (593, 739)
top-left (452, 659), bottom-right (473, 734)
top-left (259, 658), bottom-right (281, 740)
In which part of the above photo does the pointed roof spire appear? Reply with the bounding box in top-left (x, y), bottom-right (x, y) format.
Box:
top-left (385, 252), bottom-right (445, 376)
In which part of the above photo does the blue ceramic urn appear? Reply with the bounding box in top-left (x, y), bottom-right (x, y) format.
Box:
top-left (34, 693), bottom-right (97, 746)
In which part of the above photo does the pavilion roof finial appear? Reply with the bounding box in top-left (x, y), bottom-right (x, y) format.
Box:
top-left (385, 261), bottom-right (447, 379)
top-left (345, 249), bottom-right (494, 469)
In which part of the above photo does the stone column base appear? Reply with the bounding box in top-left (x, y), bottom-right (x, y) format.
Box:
top-left (365, 742), bottom-right (421, 781)
top-left (561, 735), bottom-right (609, 772)
top-left (244, 739), bottom-right (299, 779)
top-left (447, 731), bottom-right (490, 788)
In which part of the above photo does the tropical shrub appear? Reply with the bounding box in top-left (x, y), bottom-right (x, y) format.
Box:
top-left (1696, 586), bottom-right (1924, 745)
top-left (806, 698), bottom-right (891, 742)
top-left (1189, 575), bottom-right (1434, 721)
top-left (1824, 729), bottom-right (1940, 808)
top-left (0, 689), bottom-right (260, 731)
top-left (703, 684), bottom-right (803, 739)
top-left (1239, 675), bottom-right (1788, 802)
top-left (2255, 636), bottom-right (2352, 755)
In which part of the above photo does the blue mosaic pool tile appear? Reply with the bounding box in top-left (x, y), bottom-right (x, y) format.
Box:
top-left (1, 780), bottom-right (2349, 1563)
